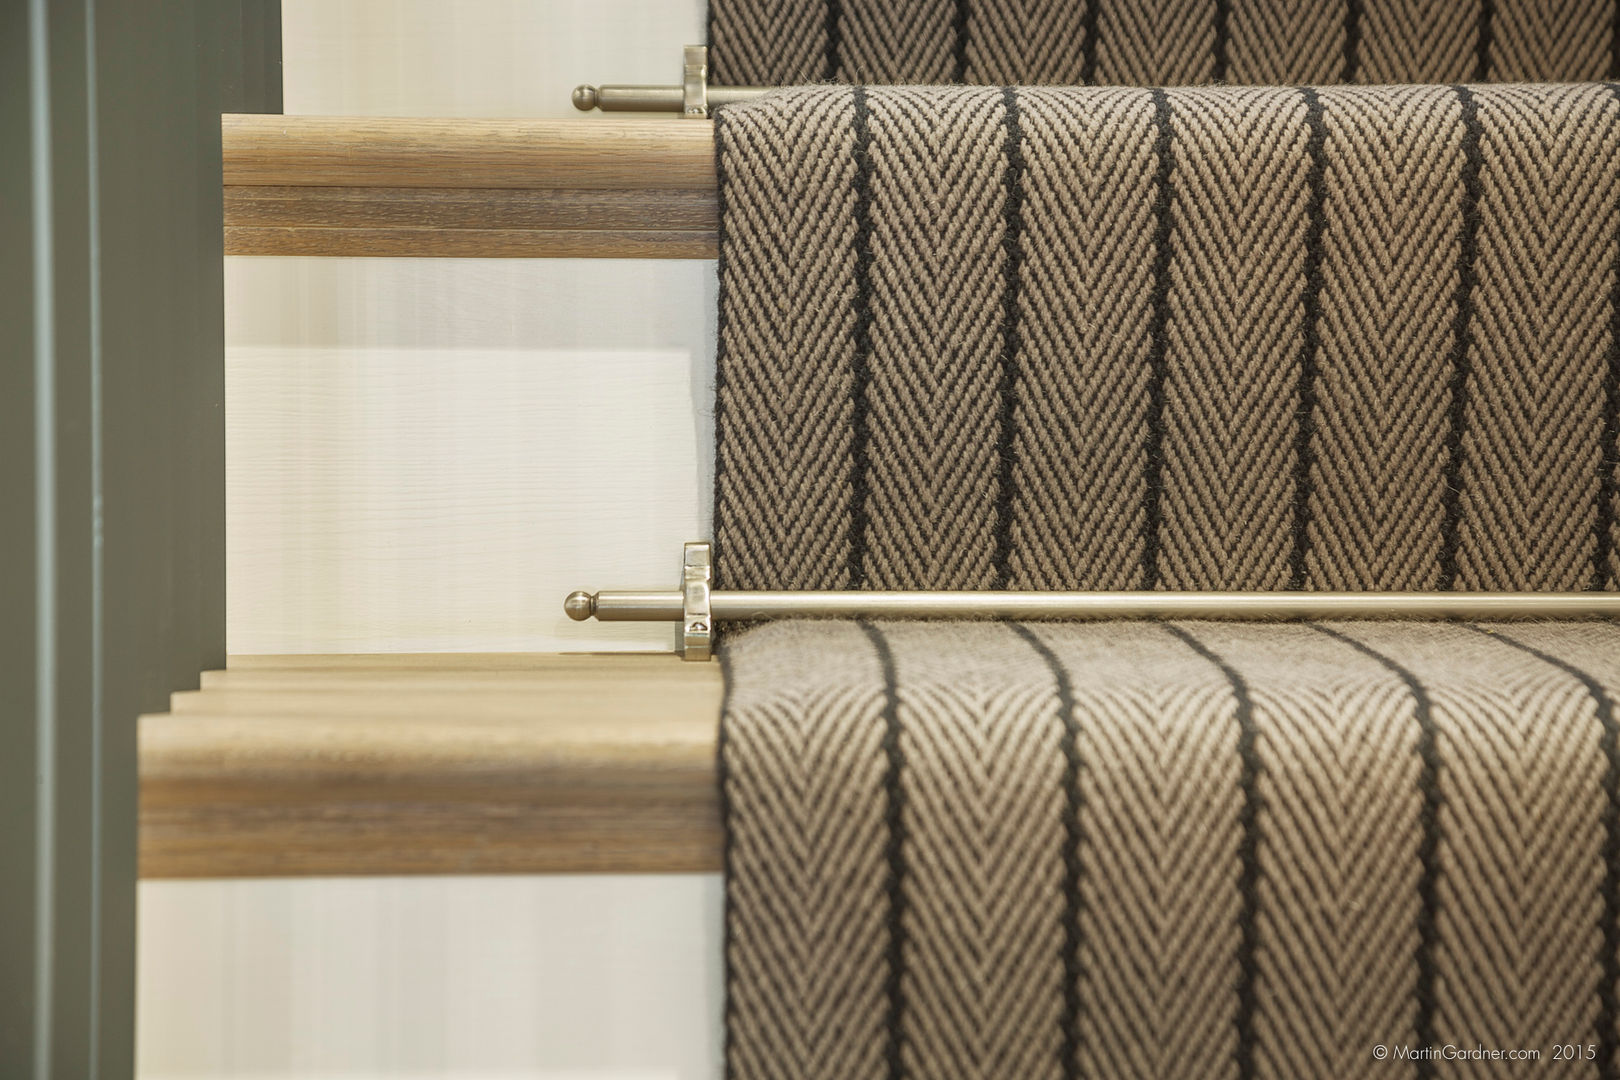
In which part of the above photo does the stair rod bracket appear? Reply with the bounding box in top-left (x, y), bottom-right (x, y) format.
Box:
top-left (572, 45), bottom-right (771, 117)
top-left (564, 542), bottom-right (1620, 662)
top-left (680, 540), bottom-right (713, 660)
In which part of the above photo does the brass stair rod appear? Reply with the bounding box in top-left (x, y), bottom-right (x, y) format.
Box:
top-left (572, 45), bottom-right (770, 117)
top-left (571, 83), bottom-right (770, 114)
top-left (564, 543), bottom-right (1620, 661)
top-left (571, 587), bottom-right (1620, 622)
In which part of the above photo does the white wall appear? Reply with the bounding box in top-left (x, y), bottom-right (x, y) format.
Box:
top-left (139, 3), bottom-right (722, 1077)
top-left (279, 0), bottom-right (705, 120)
top-left (224, 264), bottom-right (715, 654)
top-left (140, 876), bottom-right (723, 1080)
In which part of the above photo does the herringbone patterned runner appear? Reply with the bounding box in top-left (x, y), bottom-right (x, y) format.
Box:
top-left (715, 79), bottom-right (1620, 1080)
top-left (1306, 85), bottom-right (1462, 589)
top-left (708, 18), bottom-right (1620, 1080)
top-left (722, 620), bottom-right (1620, 1080)
top-left (709, 0), bottom-right (1619, 86)
top-left (713, 84), bottom-right (1620, 594)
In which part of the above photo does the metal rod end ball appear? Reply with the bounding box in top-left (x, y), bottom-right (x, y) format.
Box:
top-left (564, 590), bottom-right (597, 621)
top-left (572, 85), bottom-right (599, 111)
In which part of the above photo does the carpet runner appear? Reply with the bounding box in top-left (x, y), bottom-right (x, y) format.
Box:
top-left (706, 34), bottom-right (1620, 1080)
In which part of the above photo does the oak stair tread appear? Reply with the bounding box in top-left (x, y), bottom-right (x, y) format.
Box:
top-left (139, 652), bottom-right (724, 878)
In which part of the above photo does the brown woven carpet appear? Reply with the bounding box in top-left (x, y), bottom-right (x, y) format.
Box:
top-left (713, 80), bottom-right (1620, 1079)
top-left (713, 84), bottom-right (1620, 594)
top-left (708, 0), bottom-right (1620, 86)
top-left (720, 618), bottom-right (1620, 1079)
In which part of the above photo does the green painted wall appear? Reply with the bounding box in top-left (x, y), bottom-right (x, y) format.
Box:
top-left (1, 1), bottom-right (277, 1074)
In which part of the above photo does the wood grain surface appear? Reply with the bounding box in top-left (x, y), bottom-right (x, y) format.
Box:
top-left (225, 225), bottom-right (717, 258)
top-left (139, 653), bottom-right (726, 877)
top-left (222, 114), bottom-right (719, 257)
